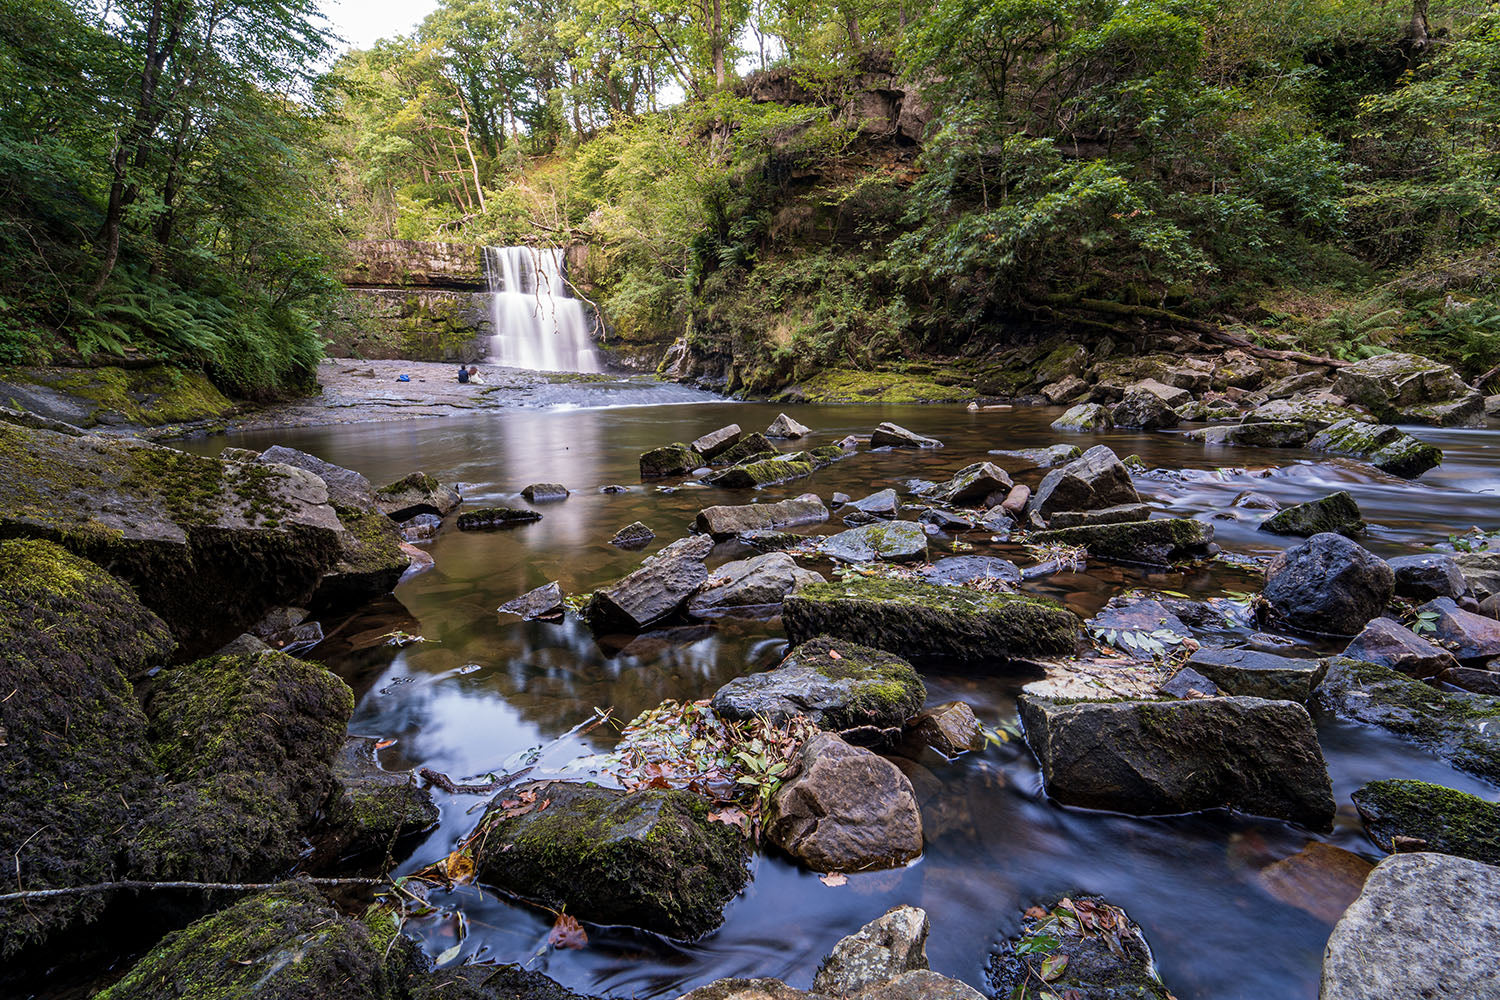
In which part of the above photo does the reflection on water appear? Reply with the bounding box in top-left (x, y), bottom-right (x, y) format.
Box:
top-left (183, 404), bottom-right (1500, 1000)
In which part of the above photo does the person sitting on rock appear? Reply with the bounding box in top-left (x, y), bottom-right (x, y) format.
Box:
top-left (457, 364), bottom-right (471, 384)
top-left (467, 365), bottom-right (484, 385)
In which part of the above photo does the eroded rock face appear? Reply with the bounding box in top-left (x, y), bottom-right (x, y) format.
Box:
top-left (472, 782), bottom-right (750, 939)
top-left (704, 455), bottom-right (815, 489)
top-left (612, 521), bottom-right (656, 548)
top-left (766, 733), bottom-right (923, 871)
top-left (1342, 617), bottom-right (1459, 678)
top-left (695, 494), bottom-right (828, 539)
top-left (905, 702), bottom-right (983, 756)
top-left (1263, 533), bottom-right (1394, 636)
top-left (814, 906), bottom-right (930, 996)
top-left (498, 581), bottom-right (565, 620)
top-left (688, 552), bottom-right (823, 617)
top-left (1031, 445), bottom-right (1140, 518)
top-left (1321, 853), bottom-right (1500, 1000)
top-left (456, 506), bottom-right (542, 529)
top-left (919, 556), bottom-right (1020, 587)
top-left (1018, 693), bottom-right (1336, 829)
top-left (987, 895), bottom-right (1175, 1000)
top-left (521, 482), bottom-right (570, 502)
top-left (321, 736), bottom-right (438, 864)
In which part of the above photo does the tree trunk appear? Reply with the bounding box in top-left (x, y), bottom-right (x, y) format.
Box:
top-left (712, 0), bottom-right (726, 88)
top-left (1408, 0), bottom-right (1431, 47)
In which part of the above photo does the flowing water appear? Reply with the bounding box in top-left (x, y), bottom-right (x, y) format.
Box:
top-left (183, 403), bottom-right (1500, 1000)
top-left (483, 247), bottom-right (602, 373)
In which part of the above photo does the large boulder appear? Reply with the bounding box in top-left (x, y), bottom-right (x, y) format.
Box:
top-left (766, 733), bottom-right (923, 871)
top-left (1028, 518), bottom-right (1214, 565)
top-left (1388, 553), bottom-right (1468, 600)
top-left (1187, 421), bottom-right (1311, 448)
top-left (784, 577), bottom-right (1078, 664)
top-left (870, 422), bottom-right (942, 448)
top-left (375, 471), bottom-right (461, 521)
top-left (472, 782), bottom-right (750, 939)
top-left (988, 895), bottom-right (1175, 1000)
top-left (1353, 779), bottom-right (1500, 864)
top-left (0, 539), bottom-right (174, 957)
top-left (1317, 658), bottom-right (1500, 782)
top-left (927, 462), bottom-right (1012, 505)
top-left (1030, 445), bottom-right (1140, 519)
top-left (695, 493), bottom-right (829, 539)
top-left (1240, 394), bottom-right (1374, 431)
top-left (1321, 853), bottom-right (1500, 1000)
top-left (1259, 491), bottom-right (1364, 537)
top-left (1342, 617), bottom-right (1459, 678)
top-left (1051, 402), bottom-right (1112, 432)
top-left (641, 443), bottom-right (702, 478)
top-left (687, 552), bottom-right (824, 617)
top-left (814, 906), bottom-right (930, 996)
top-left (987, 444), bottom-right (1081, 470)
top-left (692, 423), bottom-right (742, 459)
top-left (704, 455), bottom-right (815, 488)
top-left (1415, 596), bottom-right (1500, 664)
top-left (0, 423), bottom-right (344, 653)
top-left (1018, 693), bottom-right (1336, 829)
top-left (1307, 418), bottom-right (1442, 478)
top-left (587, 554), bottom-right (709, 631)
top-left (716, 432), bottom-right (777, 466)
top-left (1332, 352), bottom-right (1474, 418)
top-left (819, 522), bottom-right (930, 563)
top-left (711, 637), bottom-right (925, 736)
top-left (1263, 533), bottom-right (1394, 636)
top-left (1110, 387), bottom-right (1180, 430)
top-left (847, 488), bottom-right (899, 519)
top-left (1185, 647), bottom-right (1326, 701)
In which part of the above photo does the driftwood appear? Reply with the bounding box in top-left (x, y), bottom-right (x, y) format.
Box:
top-left (0, 875), bottom-right (384, 904)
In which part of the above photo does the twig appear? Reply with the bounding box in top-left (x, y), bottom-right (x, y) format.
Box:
top-left (417, 709), bottom-right (612, 795)
top-left (0, 876), bottom-right (385, 904)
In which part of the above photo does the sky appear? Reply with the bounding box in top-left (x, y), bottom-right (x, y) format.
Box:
top-left (320, 0), bottom-right (438, 52)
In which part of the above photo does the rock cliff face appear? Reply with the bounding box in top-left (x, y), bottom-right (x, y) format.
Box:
top-left (330, 240), bottom-right (492, 362)
top-left (341, 240), bottom-right (486, 290)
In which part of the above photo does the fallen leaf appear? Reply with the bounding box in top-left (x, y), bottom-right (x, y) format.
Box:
top-left (819, 872), bottom-right (848, 887)
top-left (374, 738), bottom-right (397, 750)
top-left (707, 806), bottom-right (747, 829)
top-left (445, 850), bottom-right (476, 884)
top-left (827, 649), bottom-right (843, 659)
top-left (1024, 906), bottom-right (1048, 919)
top-left (1040, 953), bottom-right (1069, 981)
top-left (548, 913), bottom-right (588, 950)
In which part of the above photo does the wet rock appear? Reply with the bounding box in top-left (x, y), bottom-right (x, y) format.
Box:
top-left (1416, 596), bottom-right (1500, 664)
top-left (767, 413), bottom-right (812, 439)
top-left (1342, 616), bottom-right (1459, 678)
top-left (1259, 490), bottom-right (1364, 537)
top-left (600, 483), bottom-right (629, 493)
top-left (1191, 421), bottom-right (1313, 448)
top-left (1051, 402), bottom-right (1112, 432)
top-left (905, 702), bottom-right (983, 756)
top-left (259, 444), bottom-right (377, 509)
top-left (1031, 447), bottom-right (1140, 523)
top-left (870, 422), bottom-right (942, 448)
top-left (1240, 394), bottom-right (1374, 431)
top-left (927, 462), bottom-right (1012, 505)
top-left (587, 555), bottom-right (708, 631)
top-left (470, 782), bottom-right (752, 940)
top-left (0, 404), bottom-right (85, 436)
top-left (1111, 386), bottom-right (1181, 429)
top-left (819, 522), bottom-right (929, 563)
top-left (376, 472), bottom-right (463, 521)
top-left (988, 444), bottom-right (1081, 470)
top-left (314, 504), bottom-right (411, 610)
top-left (612, 521), bottom-right (656, 548)
top-left (1233, 491), bottom-right (1281, 510)
top-left (651, 535), bottom-right (716, 562)
top-left (809, 444), bottom-right (852, 468)
top-left (1321, 853), bottom-right (1500, 1000)
top-left (1029, 517), bottom-right (1214, 566)
top-left (498, 581), bottom-right (565, 621)
top-left (1353, 779), bottom-right (1500, 863)
top-left (831, 492), bottom-right (851, 508)
top-left (1186, 647), bottom-right (1326, 701)
top-left (1488, 394), bottom-right (1500, 417)
top-left (704, 455), bottom-right (815, 489)
top-left (456, 506), bottom-right (542, 529)
top-left (919, 555), bottom-right (1020, 587)
top-left (766, 732), bottom-right (923, 871)
top-left (97, 882), bottom-right (402, 1000)
top-left (677, 980), bottom-right (823, 1000)
top-left (1255, 842), bottom-right (1373, 924)
top-left (1316, 658), bottom-right (1500, 782)
top-left (1307, 418), bottom-right (1442, 479)
top-left (1175, 399), bottom-right (1243, 422)
top-left (1246, 371), bottom-right (1328, 403)
top-left (814, 906), bottom-right (930, 996)
top-left (711, 636), bottom-right (925, 735)
top-left (716, 432), bottom-right (777, 466)
top-left (1440, 665), bottom-right (1500, 693)
top-left (1388, 553), bottom-right (1468, 600)
top-left (849, 488), bottom-right (899, 518)
top-left (917, 508), bottom-right (975, 532)
top-left (641, 442), bottom-right (702, 478)
top-left (852, 971), bottom-right (985, 1000)
top-left (1401, 392), bottom-right (1487, 427)
top-left (1020, 693), bottom-right (1335, 828)
top-left (1160, 666), bottom-right (1220, 698)
top-left (689, 553), bottom-right (824, 617)
top-left (521, 482), bottom-right (569, 502)
top-left (988, 895), bottom-right (1175, 1000)
top-left (1263, 533), bottom-right (1394, 636)
top-left (692, 424), bottom-right (742, 459)
top-left (1332, 351), bottom-right (1474, 418)
top-left (1137, 377), bottom-right (1193, 407)
top-left (322, 736), bottom-right (438, 863)
top-left (406, 966), bottom-right (592, 1000)
top-left (1040, 375), bottom-right (1087, 403)
top-left (1046, 503), bottom-right (1153, 528)
top-left (1457, 551), bottom-right (1500, 601)
top-left (399, 512), bottom-right (443, 541)
top-left (784, 576), bottom-right (1079, 664)
top-left (695, 493), bottom-right (829, 539)
top-left (741, 529), bottom-right (823, 552)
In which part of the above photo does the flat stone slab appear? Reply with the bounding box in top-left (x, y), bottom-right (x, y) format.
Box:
top-left (1187, 647), bottom-right (1326, 701)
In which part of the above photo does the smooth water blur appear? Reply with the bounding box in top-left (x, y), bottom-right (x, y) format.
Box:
top-left (183, 403), bottom-right (1500, 1000)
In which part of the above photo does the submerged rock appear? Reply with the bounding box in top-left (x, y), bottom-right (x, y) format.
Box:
top-left (376, 471), bottom-right (462, 521)
top-left (1185, 647), bottom-right (1326, 701)
top-left (784, 576), bottom-right (1078, 664)
top-left (1342, 616), bottom-right (1459, 678)
top-left (1307, 418), bottom-right (1442, 478)
top-left (472, 782), bottom-right (750, 939)
top-left (870, 422), bottom-right (942, 448)
top-left (498, 581), bottom-right (565, 621)
top-left (1263, 533), bottom-right (1394, 636)
top-left (1259, 490), bottom-right (1364, 537)
top-left (641, 442), bottom-right (702, 478)
top-left (919, 555), bottom-right (1021, 587)
top-left (1051, 402), bottom-right (1112, 432)
top-left (713, 636), bottom-right (924, 736)
top-left (905, 702), bottom-right (984, 756)
top-left (1028, 518), bottom-right (1214, 566)
top-left (766, 732), bottom-right (923, 872)
top-left (611, 521), bottom-right (656, 548)
top-left (456, 507), bottom-right (543, 529)
top-left (814, 906), bottom-right (930, 996)
top-left (687, 552), bottom-right (823, 617)
top-left (988, 895), bottom-right (1175, 1000)
top-left (766, 413), bottom-right (813, 439)
top-left (819, 522), bottom-right (930, 563)
top-left (692, 423), bottom-right (742, 459)
top-left (1321, 853), bottom-right (1500, 1000)
top-left (587, 554), bottom-right (709, 632)
top-left (695, 493), bottom-right (829, 539)
top-left (1353, 779), bottom-right (1500, 864)
top-left (521, 482), bottom-right (570, 502)
top-left (1030, 445), bottom-right (1140, 518)
top-left (1255, 842), bottom-right (1372, 924)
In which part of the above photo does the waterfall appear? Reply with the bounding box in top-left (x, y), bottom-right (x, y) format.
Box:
top-left (482, 246), bottom-right (602, 373)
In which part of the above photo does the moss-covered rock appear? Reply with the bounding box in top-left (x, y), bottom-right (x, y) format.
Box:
top-left (1307, 418), bottom-right (1442, 479)
top-left (319, 737), bottom-right (439, 867)
top-left (1352, 779), bottom-right (1500, 864)
top-left (783, 576), bottom-right (1079, 664)
top-left (1332, 352), bottom-right (1473, 418)
top-left (0, 423), bottom-right (344, 653)
top-left (640, 443), bottom-right (702, 478)
top-left (0, 363), bottom-right (234, 428)
top-left (1028, 518), bottom-right (1214, 565)
top-left (818, 521), bottom-right (929, 562)
top-left (1185, 421), bottom-right (1311, 448)
top-left (1051, 402), bottom-right (1112, 432)
top-left (375, 472), bottom-right (462, 521)
top-left (471, 782), bottom-right (751, 939)
top-left (715, 432), bottom-right (776, 466)
top-left (0, 539), bottom-right (174, 957)
top-left (406, 965), bottom-right (596, 1000)
top-left (1260, 490), bottom-right (1364, 537)
top-left (455, 507), bottom-right (542, 529)
top-left (98, 882), bottom-right (401, 1000)
top-left (704, 456), bottom-right (815, 488)
top-left (129, 651), bottom-right (354, 884)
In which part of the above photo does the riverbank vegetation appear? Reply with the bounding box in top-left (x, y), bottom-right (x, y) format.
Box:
top-left (2, 0), bottom-right (1497, 397)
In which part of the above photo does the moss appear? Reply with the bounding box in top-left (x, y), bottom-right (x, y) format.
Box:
top-left (792, 366), bottom-right (979, 404)
top-left (782, 636), bottom-right (926, 730)
top-left (49, 364), bottom-right (234, 427)
top-left (715, 433), bottom-right (775, 466)
top-left (455, 507), bottom-right (543, 530)
top-left (1260, 491), bottom-right (1364, 537)
top-left (640, 442), bottom-right (702, 477)
top-left (375, 471), bottom-right (441, 497)
top-left (1029, 518), bottom-right (1214, 565)
top-left (1353, 779), bottom-right (1500, 863)
top-left (704, 457), bottom-right (815, 488)
top-left (316, 504), bottom-right (410, 606)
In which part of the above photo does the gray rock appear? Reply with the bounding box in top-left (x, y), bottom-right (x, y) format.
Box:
top-left (1051, 402), bottom-right (1112, 432)
top-left (1187, 421), bottom-right (1311, 448)
top-left (831, 492), bottom-right (851, 508)
top-left (1401, 392), bottom-right (1487, 427)
top-left (1019, 693), bottom-right (1336, 828)
top-left (987, 444), bottom-right (1081, 470)
top-left (927, 462), bottom-right (1012, 505)
top-left (716, 433), bottom-right (777, 466)
top-left (870, 422), bottom-right (942, 448)
top-left (712, 637), bottom-right (925, 735)
top-left (651, 534), bottom-right (715, 562)
top-left (695, 493), bottom-right (829, 539)
top-left (1263, 533), bottom-right (1395, 636)
top-left (1333, 352), bottom-right (1474, 416)
top-left (0, 405), bottom-right (84, 436)
top-left (1439, 666), bottom-right (1500, 694)
top-left (1040, 375), bottom-right (1088, 403)
top-left (498, 581), bottom-right (565, 621)
top-left (587, 555), bottom-right (709, 631)
top-left (1321, 853), bottom-right (1500, 1000)
top-left (1488, 394), bottom-right (1500, 417)
top-left (849, 488), bottom-right (899, 518)
top-left (399, 512), bottom-right (442, 541)
top-left (688, 552), bottom-right (823, 617)
top-left (917, 508), bottom-right (975, 532)
top-left (1259, 490), bottom-right (1364, 537)
top-left (456, 507), bottom-right (542, 529)
top-left (1343, 617), bottom-right (1460, 678)
top-left (677, 980), bottom-right (821, 1000)
top-left (692, 424), bottom-right (742, 459)
top-left (641, 442), bottom-right (702, 478)
top-left (905, 702), bottom-right (983, 756)
top-left (815, 906), bottom-right (930, 996)
top-left (1240, 394), bottom-right (1375, 431)
top-left (819, 522), bottom-right (929, 563)
top-left (612, 521), bottom-right (656, 548)
top-left (1186, 647), bottom-right (1326, 701)
top-left (1233, 491), bottom-right (1281, 511)
top-left (1352, 779), bottom-right (1500, 864)
top-left (1417, 597), bottom-right (1500, 664)
top-left (1388, 553), bottom-right (1468, 600)
top-left (1111, 387), bottom-right (1181, 429)
top-left (1028, 518), bottom-right (1215, 566)
top-left (260, 445), bottom-right (376, 510)
top-left (1160, 667), bottom-right (1220, 699)
top-left (520, 482), bottom-right (569, 502)
top-left (766, 413), bottom-right (812, 439)
top-left (766, 733), bottom-right (923, 871)
top-left (1134, 377), bottom-right (1193, 407)
top-left (851, 971), bottom-right (985, 1000)
top-left (919, 556), bottom-right (1020, 587)
top-left (1307, 418), bottom-right (1442, 479)
top-left (1046, 503), bottom-right (1153, 528)
top-left (1031, 445), bottom-right (1140, 519)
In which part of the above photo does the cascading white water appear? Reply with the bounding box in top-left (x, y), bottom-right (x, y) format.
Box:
top-left (482, 246), bottom-right (602, 373)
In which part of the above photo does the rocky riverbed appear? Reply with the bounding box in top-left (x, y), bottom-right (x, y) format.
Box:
top-left (3, 351), bottom-right (1499, 1000)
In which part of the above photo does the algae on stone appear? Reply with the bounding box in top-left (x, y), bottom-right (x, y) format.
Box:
top-left (1353, 779), bottom-right (1500, 864)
